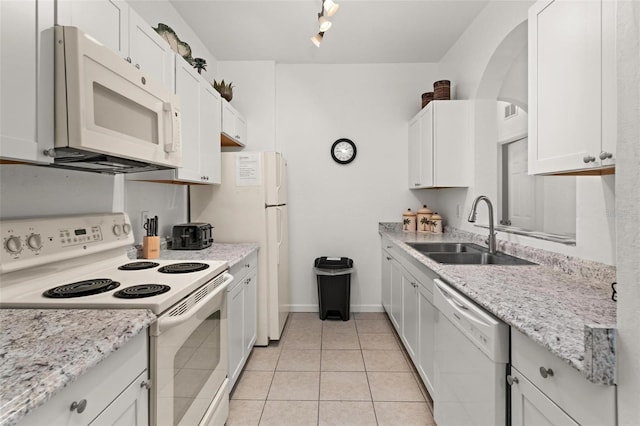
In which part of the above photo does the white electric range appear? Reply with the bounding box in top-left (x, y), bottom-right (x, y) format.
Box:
top-left (0, 213), bottom-right (232, 426)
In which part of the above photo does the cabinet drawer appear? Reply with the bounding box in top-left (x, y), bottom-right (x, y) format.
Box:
top-left (511, 329), bottom-right (615, 426)
top-left (229, 250), bottom-right (258, 279)
top-left (21, 332), bottom-right (148, 426)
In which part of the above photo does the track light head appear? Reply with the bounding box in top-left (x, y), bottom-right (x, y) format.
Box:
top-left (318, 14), bottom-right (332, 32)
top-left (323, 0), bottom-right (339, 17)
top-left (310, 32), bottom-right (324, 47)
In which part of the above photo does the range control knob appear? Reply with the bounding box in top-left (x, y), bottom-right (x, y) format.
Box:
top-left (27, 234), bottom-right (43, 250)
top-left (4, 236), bottom-right (22, 254)
top-left (112, 224), bottom-right (122, 236)
top-left (122, 223), bottom-right (132, 235)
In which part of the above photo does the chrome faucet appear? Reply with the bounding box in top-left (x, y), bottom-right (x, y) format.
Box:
top-left (468, 195), bottom-right (497, 254)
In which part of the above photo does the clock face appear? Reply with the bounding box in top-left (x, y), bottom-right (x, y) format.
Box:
top-left (331, 139), bottom-right (357, 164)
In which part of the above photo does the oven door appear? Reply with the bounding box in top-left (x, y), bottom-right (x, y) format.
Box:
top-left (150, 272), bottom-right (232, 426)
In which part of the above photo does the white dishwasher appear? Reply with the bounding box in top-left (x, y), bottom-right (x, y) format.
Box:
top-left (433, 278), bottom-right (509, 426)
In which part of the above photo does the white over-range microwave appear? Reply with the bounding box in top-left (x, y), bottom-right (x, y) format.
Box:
top-left (49, 26), bottom-right (182, 174)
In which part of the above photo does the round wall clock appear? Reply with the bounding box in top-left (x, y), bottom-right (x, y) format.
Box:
top-left (331, 138), bottom-right (357, 164)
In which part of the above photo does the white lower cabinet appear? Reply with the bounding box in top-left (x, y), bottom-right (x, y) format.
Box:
top-left (510, 366), bottom-right (578, 426)
top-left (401, 272), bottom-right (419, 360)
top-left (21, 332), bottom-right (148, 426)
top-left (380, 238), bottom-right (437, 398)
top-left (417, 283), bottom-right (436, 397)
top-left (227, 251), bottom-right (258, 390)
top-left (509, 329), bottom-right (616, 426)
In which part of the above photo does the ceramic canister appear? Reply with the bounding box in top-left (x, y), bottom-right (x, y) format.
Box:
top-left (402, 209), bottom-right (417, 232)
top-left (417, 205), bottom-right (433, 233)
top-left (430, 212), bottom-right (443, 234)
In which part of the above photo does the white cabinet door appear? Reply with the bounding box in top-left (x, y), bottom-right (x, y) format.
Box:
top-left (419, 107), bottom-right (434, 188)
top-left (381, 251), bottom-right (392, 312)
top-left (0, 0), bottom-right (54, 164)
top-left (221, 99), bottom-right (247, 147)
top-left (200, 83), bottom-right (222, 184)
top-left (408, 114), bottom-right (422, 188)
top-left (528, 0), bottom-right (615, 174)
top-left (244, 268), bottom-right (258, 354)
top-left (90, 371), bottom-right (149, 426)
top-left (510, 367), bottom-right (579, 426)
top-left (408, 101), bottom-right (471, 189)
top-left (389, 259), bottom-right (403, 332)
top-left (227, 279), bottom-right (245, 390)
top-left (56, 0), bottom-right (129, 56)
top-left (418, 284), bottom-right (436, 397)
top-left (401, 273), bottom-right (419, 361)
top-left (128, 9), bottom-right (174, 92)
top-left (174, 58), bottom-right (202, 183)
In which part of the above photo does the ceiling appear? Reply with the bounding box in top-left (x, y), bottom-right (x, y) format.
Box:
top-left (168, 0), bottom-right (489, 64)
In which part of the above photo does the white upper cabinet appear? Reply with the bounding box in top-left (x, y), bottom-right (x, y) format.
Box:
top-left (221, 99), bottom-right (247, 147)
top-left (130, 57), bottom-right (222, 184)
top-left (57, 1), bottom-right (174, 91)
top-left (127, 9), bottom-right (175, 91)
top-left (201, 83), bottom-right (222, 184)
top-left (0, 0), bottom-right (54, 164)
top-left (56, 0), bottom-right (129, 56)
top-left (528, 0), bottom-right (616, 175)
top-left (408, 101), bottom-right (472, 188)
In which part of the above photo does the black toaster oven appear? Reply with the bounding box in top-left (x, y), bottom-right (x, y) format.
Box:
top-left (172, 223), bottom-right (213, 250)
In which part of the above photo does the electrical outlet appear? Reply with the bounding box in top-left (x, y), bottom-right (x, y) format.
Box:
top-left (141, 211), bottom-right (149, 227)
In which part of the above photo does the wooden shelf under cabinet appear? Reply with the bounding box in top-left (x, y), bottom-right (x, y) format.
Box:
top-left (221, 133), bottom-right (245, 148)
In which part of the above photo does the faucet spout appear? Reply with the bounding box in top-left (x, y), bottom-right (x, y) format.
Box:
top-left (467, 196), bottom-right (497, 254)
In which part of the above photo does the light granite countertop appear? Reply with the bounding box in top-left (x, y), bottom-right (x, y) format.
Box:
top-left (0, 309), bottom-right (155, 426)
top-left (156, 242), bottom-right (259, 268)
top-left (379, 223), bottom-right (617, 386)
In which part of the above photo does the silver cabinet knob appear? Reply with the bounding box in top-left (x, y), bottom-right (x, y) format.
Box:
top-left (599, 151), bottom-right (613, 160)
top-left (414, 183), bottom-right (421, 187)
top-left (70, 399), bottom-right (87, 413)
top-left (140, 380), bottom-right (152, 390)
top-left (386, 256), bottom-right (392, 260)
top-left (583, 155), bottom-right (596, 163)
top-left (539, 367), bottom-right (554, 378)
top-left (506, 375), bottom-right (519, 386)
top-left (135, 63), bottom-right (140, 69)
top-left (125, 56), bottom-right (132, 63)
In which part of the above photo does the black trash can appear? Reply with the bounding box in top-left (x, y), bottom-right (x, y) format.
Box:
top-left (314, 257), bottom-right (354, 321)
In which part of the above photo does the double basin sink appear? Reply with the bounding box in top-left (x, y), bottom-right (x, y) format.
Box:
top-left (407, 242), bottom-right (536, 266)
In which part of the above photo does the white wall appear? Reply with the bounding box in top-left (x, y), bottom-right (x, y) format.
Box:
top-left (216, 61), bottom-right (276, 152)
top-left (276, 63), bottom-right (439, 311)
top-left (615, 2), bottom-right (640, 423)
top-left (433, 1), bottom-right (616, 264)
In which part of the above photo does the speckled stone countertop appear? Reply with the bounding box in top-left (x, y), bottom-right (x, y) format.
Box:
top-left (0, 309), bottom-right (155, 426)
top-left (129, 242), bottom-right (259, 268)
top-left (379, 223), bottom-right (617, 385)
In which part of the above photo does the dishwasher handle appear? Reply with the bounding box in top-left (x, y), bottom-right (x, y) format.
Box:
top-left (434, 279), bottom-right (498, 328)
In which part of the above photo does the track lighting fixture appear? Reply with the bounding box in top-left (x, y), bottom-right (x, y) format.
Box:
top-left (310, 0), bottom-right (339, 47)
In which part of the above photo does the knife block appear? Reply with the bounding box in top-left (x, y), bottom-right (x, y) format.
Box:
top-left (142, 236), bottom-right (160, 259)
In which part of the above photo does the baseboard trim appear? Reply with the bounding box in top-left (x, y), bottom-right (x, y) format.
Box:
top-left (286, 304), bottom-right (384, 313)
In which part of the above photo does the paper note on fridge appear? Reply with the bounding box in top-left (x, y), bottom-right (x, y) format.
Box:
top-left (236, 153), bottom-right (262, 186)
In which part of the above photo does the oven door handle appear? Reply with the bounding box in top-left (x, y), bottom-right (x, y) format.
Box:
top-left (156, 272), bottom-right (233, 332)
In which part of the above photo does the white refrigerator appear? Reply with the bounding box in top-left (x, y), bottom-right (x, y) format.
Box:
top-left (190, 152), bottom-right (289, 345)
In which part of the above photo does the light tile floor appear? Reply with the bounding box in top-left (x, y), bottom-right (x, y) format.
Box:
top-left (227, 312), bottom-right (436, 425)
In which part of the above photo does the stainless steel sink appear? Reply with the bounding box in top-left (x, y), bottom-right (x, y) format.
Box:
top-left (406, 242), bottom-right (485, 254)
top-left (426, 252), bottom-right (537, 266)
